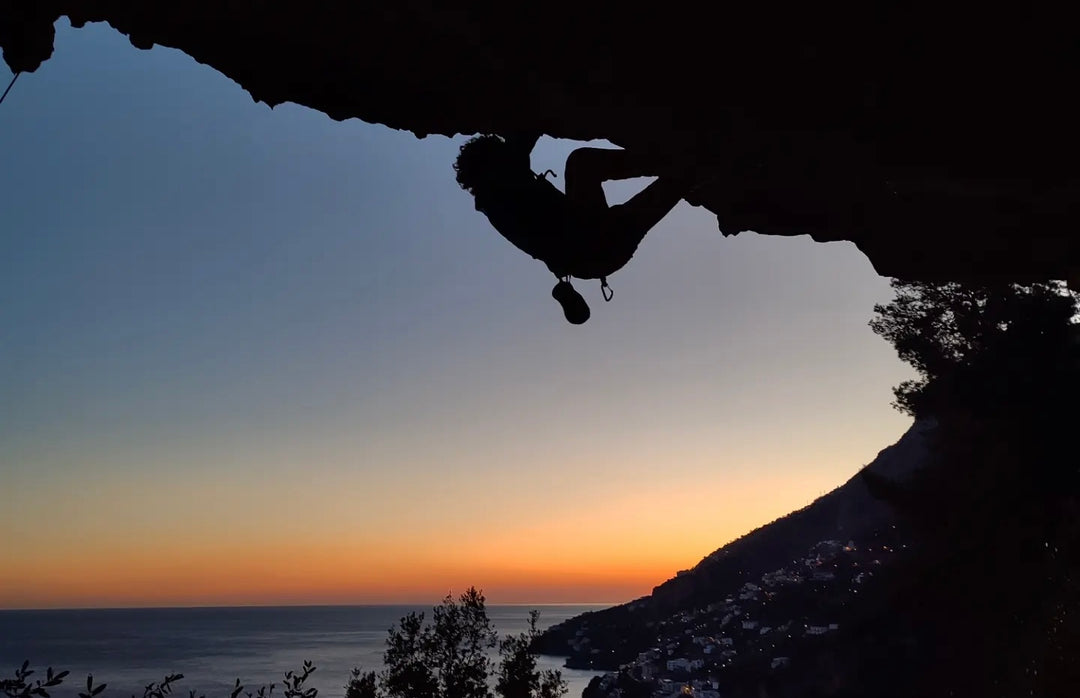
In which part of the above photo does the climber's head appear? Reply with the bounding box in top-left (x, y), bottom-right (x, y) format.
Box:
top-left (454, 134), bottom-right (520, 195)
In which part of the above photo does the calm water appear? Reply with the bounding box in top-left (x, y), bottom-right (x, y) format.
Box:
top-left (0, 606), bottom-right (606, 698)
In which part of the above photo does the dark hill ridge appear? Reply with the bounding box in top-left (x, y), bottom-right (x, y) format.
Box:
top-left (2, 4), bottom-right (1078, 286)
top-left (533, 420), bottom-right (932, 669)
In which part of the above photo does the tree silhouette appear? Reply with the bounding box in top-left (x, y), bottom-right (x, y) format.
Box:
top-left (495, 611), bottom-right (565, 698)
top-left (869, 279), bottom-right (1079, 418)
top-left (859, 278), bottom-right (1080, 696)
top-left (346, 589), bottom-right (566, 698)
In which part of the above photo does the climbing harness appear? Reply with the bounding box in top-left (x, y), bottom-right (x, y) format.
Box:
top-left (534, 168), bottom-right (616, 310)
top-left (0, 72), bottom-right (20, 107)
top-left (601, 277), bottom-right (614, 302)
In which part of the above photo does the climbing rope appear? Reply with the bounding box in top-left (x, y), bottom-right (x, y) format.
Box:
top-left (0, 72), bottom-right (20, 107)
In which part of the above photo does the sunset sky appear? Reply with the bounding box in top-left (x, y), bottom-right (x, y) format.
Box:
top-left (0, 21), bottom-right (913, 609)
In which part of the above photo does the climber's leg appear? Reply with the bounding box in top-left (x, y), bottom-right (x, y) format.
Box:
top-left (603, 175), bottom-right (689, 261)
top-left (614, 175), bottom-right (688, 230)
top-left (564, 148), bottom-right (611, 211)
top-left (564, 147), bottom-right (675, 210)
top-left (561, 147), bottom-right (694, 278)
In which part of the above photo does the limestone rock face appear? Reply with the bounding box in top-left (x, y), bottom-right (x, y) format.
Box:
top-left (4, 2), bottom-right (1078, 283)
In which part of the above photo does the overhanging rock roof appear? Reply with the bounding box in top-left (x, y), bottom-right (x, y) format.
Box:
top-left (4, 2), bottom-right (1077, 284)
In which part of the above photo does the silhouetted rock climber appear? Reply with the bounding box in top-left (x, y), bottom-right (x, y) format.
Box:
top-left (454, 132), bottom-right (697, 324)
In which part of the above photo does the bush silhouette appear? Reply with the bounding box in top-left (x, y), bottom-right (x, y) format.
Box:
top-left (346, 588), bottom-right (566, 698)
top-left (4, 592), bottom-right (564, 698)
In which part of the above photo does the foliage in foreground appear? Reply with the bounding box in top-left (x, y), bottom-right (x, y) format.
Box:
top-left (346, 588), bottom-right (566, 698)
top-left (860, 278), bottom-right (1080, 696)
top-left (4, 590), bottom-right (563, 698)
top-left (869, 279), bottom-right (1079, 418)
top-left (2, 661), bottom-right (317, 698)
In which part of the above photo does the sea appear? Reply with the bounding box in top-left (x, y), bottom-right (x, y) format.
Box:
top-left (0, 606), bottom-right (607, 698)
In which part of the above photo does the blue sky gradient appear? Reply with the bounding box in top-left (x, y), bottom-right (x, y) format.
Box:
top-left (0, 21), bottom-right (913, 608)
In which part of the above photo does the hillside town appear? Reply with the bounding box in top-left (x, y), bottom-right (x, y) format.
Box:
top-left (577, 536), bottom-right (903, 698)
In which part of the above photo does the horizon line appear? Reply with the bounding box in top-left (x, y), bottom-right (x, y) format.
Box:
top-left (0, 601), bottom-right (624, 613)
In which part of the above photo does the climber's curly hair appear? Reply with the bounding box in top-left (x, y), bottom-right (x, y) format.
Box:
top-left (453, 134), bottom-right (516, 194)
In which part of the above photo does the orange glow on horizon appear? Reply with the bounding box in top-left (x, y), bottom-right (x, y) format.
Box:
top-left (0, 464), bottom-right (855, 610)
top-left (0, 543), bottom-right (672, 609)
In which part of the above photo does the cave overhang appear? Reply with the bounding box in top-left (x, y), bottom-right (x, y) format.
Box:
top-left (3, 2), bottom-right (1077, 284)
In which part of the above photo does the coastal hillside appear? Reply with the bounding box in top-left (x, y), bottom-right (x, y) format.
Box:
top-left (533, 421), bottom-right (933, 670)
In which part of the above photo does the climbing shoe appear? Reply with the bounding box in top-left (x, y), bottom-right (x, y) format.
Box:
top-left (552, 280), bottom-right (590, 325)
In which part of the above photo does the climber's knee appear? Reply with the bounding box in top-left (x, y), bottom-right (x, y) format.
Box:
top-left (564, 147), bottom-right (607, 178)
top-left (565, 149), bottom-right (611, 210)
